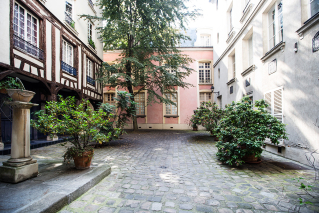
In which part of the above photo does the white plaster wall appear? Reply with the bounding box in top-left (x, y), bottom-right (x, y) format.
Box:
top-left (55, 28), bottom-right (61, 83)
top-left (211, 0), bottom-right (319, 165)
top-left (78, 47), bottom-right (82, 89)
top-left (0, 0), bottom-right (11, 64)
top-left (46, 20), bottom-right (52, 81)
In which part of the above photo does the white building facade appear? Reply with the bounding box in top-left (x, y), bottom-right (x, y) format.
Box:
top-left (211, 0), bottom-right (319, 165)
top-left (0, 0), bottom-right (104, 142)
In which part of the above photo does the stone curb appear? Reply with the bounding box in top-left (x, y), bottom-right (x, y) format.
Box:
top-left (14, 164), bottom-right (111, 213)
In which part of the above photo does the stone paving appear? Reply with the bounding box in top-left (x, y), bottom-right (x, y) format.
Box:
top-left (57, 130), bottom-right (319, 213)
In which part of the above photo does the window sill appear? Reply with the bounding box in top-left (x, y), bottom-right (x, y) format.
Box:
top-left (136, 115), bottom-right (146, 118)
top-left (63, 21), bottom-right (79, 36)
top-left (226, 30), bottom-right (235, 44)
top-left (296, 12), bottom-right (319, 38)
top-left (13, 47), bottom-right (44, 62)
top-left (240, 3), bottom-right (252, 23)
top-left (87, 43), bottom-right (97, 54)
top-left (226, 78), bottom-right (236, 85)
top-left (198, 83), bottom-right (213, 85)
top-left (260, 41), bottom-right (285, 62)
top-left (241, 65), bottom-right (255, 76)
top-left (264, 141), bottom-right (285, 147)
top-left (62, 70), bottom-right (77, 77)
top-left (164, 115), bottom-right (179, 118)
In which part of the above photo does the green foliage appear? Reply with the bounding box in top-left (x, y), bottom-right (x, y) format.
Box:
top-left (0, 77), bottom-right (24, 90)
top-left (99, 91), bottom-right (136, 140)
top-left (292, 177), bottom-right (314, 206)
top-left (31, 96), bottom-right (114, 161)
top-left (216, 96), bottom-right (288, 166)
top-left (70, 21), bottom-right (75, 29)
top-left (88, 38), bottom-right (96, 49)
top-left (190, 101), bottom-right (224, 134)
top-left (80, 0), bottom-right (200, 129)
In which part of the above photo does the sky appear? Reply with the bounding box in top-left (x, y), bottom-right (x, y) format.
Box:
top-left (186, 0), bottom-right (214, 29)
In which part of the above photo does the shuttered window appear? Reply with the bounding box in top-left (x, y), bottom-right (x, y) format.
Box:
top-left (264, 87), bottom-right (283, 123)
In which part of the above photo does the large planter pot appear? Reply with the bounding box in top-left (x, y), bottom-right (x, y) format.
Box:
top-left (0, 88), bottom-right (7, 94)
top-left (73, 150), bottom-right (94, 169)
top-left (242, 154), bottom-right (261, 164)
top-left (193, 127), bottom-right (198, 131)
top-left (6, 89), bottom-right (35, 102)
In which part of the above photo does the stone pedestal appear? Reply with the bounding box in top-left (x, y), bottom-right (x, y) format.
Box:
top-left (0, 142), bottom-right (4, 150)
top-left (0, 101), bottom-right (39, 183)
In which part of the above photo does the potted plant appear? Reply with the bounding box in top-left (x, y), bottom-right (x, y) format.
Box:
top-left (191, 102), bottom-right (224, 136)
top-left (31, 96), bottom-right (113, 169)
top-left (216, 97), bottom-right (288, 166)
top-left (0, 77), bottom-right (35, 102)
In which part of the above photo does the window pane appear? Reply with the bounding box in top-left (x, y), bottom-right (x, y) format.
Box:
top-left (14, 4), bottom-right (19, 35)
top-left (32, 17), bottom-right (37, 46)
top-left (19, 6), bottom-right (25, 39)
top-left (199, 70), bottom-right (204, 83)
top-left (27, 14), bottom-right (31, 43)
top-left (311, 0), bottom-right (319, 17)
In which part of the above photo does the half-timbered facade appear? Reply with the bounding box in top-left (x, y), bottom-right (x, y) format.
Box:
top-left (0, 0), bottom-right (103, 142)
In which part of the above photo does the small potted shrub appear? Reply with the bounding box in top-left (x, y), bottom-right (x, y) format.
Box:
top-left (191, 102), bottom-right (224, 136)
top-left (0, 77), bottom-right (35, 102)
top-left (31, 96), bottom-right (113, 169)
top-left (216, 97), bottom-right (288, 166)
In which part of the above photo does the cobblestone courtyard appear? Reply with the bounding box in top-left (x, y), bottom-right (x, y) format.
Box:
top-left (55, 130), bottom-right (319, 213)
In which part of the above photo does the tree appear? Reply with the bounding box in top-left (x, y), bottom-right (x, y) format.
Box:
top-left (83, 0), bottom-right (199, 130)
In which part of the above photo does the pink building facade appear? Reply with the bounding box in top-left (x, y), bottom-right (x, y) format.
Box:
top-left (103, 47), bottom-right (213, 130)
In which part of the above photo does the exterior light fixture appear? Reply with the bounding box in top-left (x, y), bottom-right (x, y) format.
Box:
top-left (211, 85), bottom-right (220, 96)
top-left (294, 42), bottom-right (298, 52)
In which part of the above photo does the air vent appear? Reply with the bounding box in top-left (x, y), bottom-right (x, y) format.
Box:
top-left (149, 127), bottom-right (152, 128)
top-left (170, 127), bottom-right (173, 129)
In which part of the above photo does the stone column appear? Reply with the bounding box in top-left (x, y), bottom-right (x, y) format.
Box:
top-left (0, 101), bottom-right (39, 183)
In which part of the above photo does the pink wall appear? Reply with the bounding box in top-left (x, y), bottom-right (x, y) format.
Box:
top-left (103, 48), bottom-right (213, 127)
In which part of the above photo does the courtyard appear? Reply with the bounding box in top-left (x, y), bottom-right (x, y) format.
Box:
top-left (1, 130), bottom-right (318, 213)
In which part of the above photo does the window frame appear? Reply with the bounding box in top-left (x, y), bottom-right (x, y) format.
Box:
top-left (87, 58), bottom-right (93, 78)
top-left (62, 39), bottom-right (74, 67)
top-left (104, 93), bottom-right (116, 106)
top-left (135, 93), bottom-right (146, 115)
top-left (198, 62), bottom-right (212, 84)
top-left (88, 21), bottom-right (93, 40)
top-left (200, 34), bottom-right (211, 46)
top-left (267, 1), bottom-right (283, 51)
top-left (164, 93), bottom-right (178, 116)
top-left (199, 92), bottom-right (212, 105)
top-left (13, 2), bottom-right (39, 47)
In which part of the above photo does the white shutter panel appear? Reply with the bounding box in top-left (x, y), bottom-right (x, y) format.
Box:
top-left (274, 88), bottom-right (283, 123)
top-left (264, 91), bottom-right (272, 114)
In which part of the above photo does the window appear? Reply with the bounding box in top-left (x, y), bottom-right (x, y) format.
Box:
top-left (200, 92), bottom-right (212, 105)
top-left (216, 0), bottom-right (218, 10)
top-left (310, 0), bottom-right (319, 17)
top-left (218, 68), bottom-right (220, 79)
top-left (62, 40), bottom-right (73, 66)
top-left (232, 54), bottom-right (236, 78)
top-left (230, 86), bottom-right (233, 94)
top-left (268, 1), bottom-right (283, 50)
top-left (199, 62), bottom-right (211, 84)
top-left (217, 33), bottom-right (219, 44)
top-left (13, 3), bottom-right (38, 47)
top-left (87, 58), bottom-right (95, 85)
top-left (165, 93), bottom-right (177, 115)
top-left (248, 36), bottom-right (253, 66)
top-left (88, 21), bottom-right (93, 40)
top-left (264, 87), bottom-right (283, 123)
top-left (200, 35), bottom-right (211, 46)
top-left (105, 93), bottom-right (115, 106)
top-left (229, 8), bottom-right (233, 31)
top-left (65, 1), bottom-right (74, 26)
top-left (135, 93), bottom-right (145, 115)
top-left (165, 63), bottom-right (176, 74)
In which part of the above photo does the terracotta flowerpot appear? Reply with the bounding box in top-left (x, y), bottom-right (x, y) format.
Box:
top-left (6, 89), bottom-right (36, 102)
top-left (193, 127), bottom-right (198, 131)
top-left (240, 145), bottom-right (261, 163)
top-left (73, 150), bottom-right (94, 169)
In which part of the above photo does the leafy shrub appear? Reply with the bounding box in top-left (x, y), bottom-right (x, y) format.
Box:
top-left (190, 101), bottom-right (224, 134)
top-left (0, 77), bottom-right (24, 90)
top-left (216, 96), bottom-right (288, 166)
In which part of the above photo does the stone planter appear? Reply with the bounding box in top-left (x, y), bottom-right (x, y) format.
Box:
top-left (6, 89), bottom-right (35, 102)
top-left (0, 88), bottom-right (7, 94)
top-left (73, 150), bottom-right (94, 169)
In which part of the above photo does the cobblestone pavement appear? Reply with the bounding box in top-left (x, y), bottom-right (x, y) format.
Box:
top-left (54, 130), bottom-right (318, 213)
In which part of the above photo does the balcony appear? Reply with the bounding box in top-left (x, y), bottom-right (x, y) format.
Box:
top-left (65, 12), bottom-right (75, 29)
top-left (87, 76), bottom-right (95, 86)
top-left (61, 61), bottom-right (77, 76)
top-left (13, 34), bottom-right (44, 60)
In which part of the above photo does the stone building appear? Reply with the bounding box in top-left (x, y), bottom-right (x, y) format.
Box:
top-left (210, 0), bottom-right (319, 164)
top-left (0, 0), bottom-right (104, 142)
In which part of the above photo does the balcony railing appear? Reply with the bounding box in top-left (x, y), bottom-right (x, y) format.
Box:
top-left (88, 0), bottom-right (94, 8)
top-left (65, 12), bottom-right (75, 28)
top-left (61, 61), bottom-right (77, 76)
top-left (13, 34), bottom-right (44, 60)
top-left (87, 76), bottom-right (95, 86)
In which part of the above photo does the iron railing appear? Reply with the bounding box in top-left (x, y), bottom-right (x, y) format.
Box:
top-left (87, 76), bottom-right (95, 86)
top-left (13, 34), bottom-right (44, 60)
top-left (65, 12), bottom-right (75, 28)
top-left (61, 61), bottom-right (77, 76)
top-left (88, 0), bottom-right (94, 8)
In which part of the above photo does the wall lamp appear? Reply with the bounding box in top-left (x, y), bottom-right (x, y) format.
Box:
top-left (294, 42), bottom-right (298, 53)
top-left (211, 85), bottom-right (220, 96)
